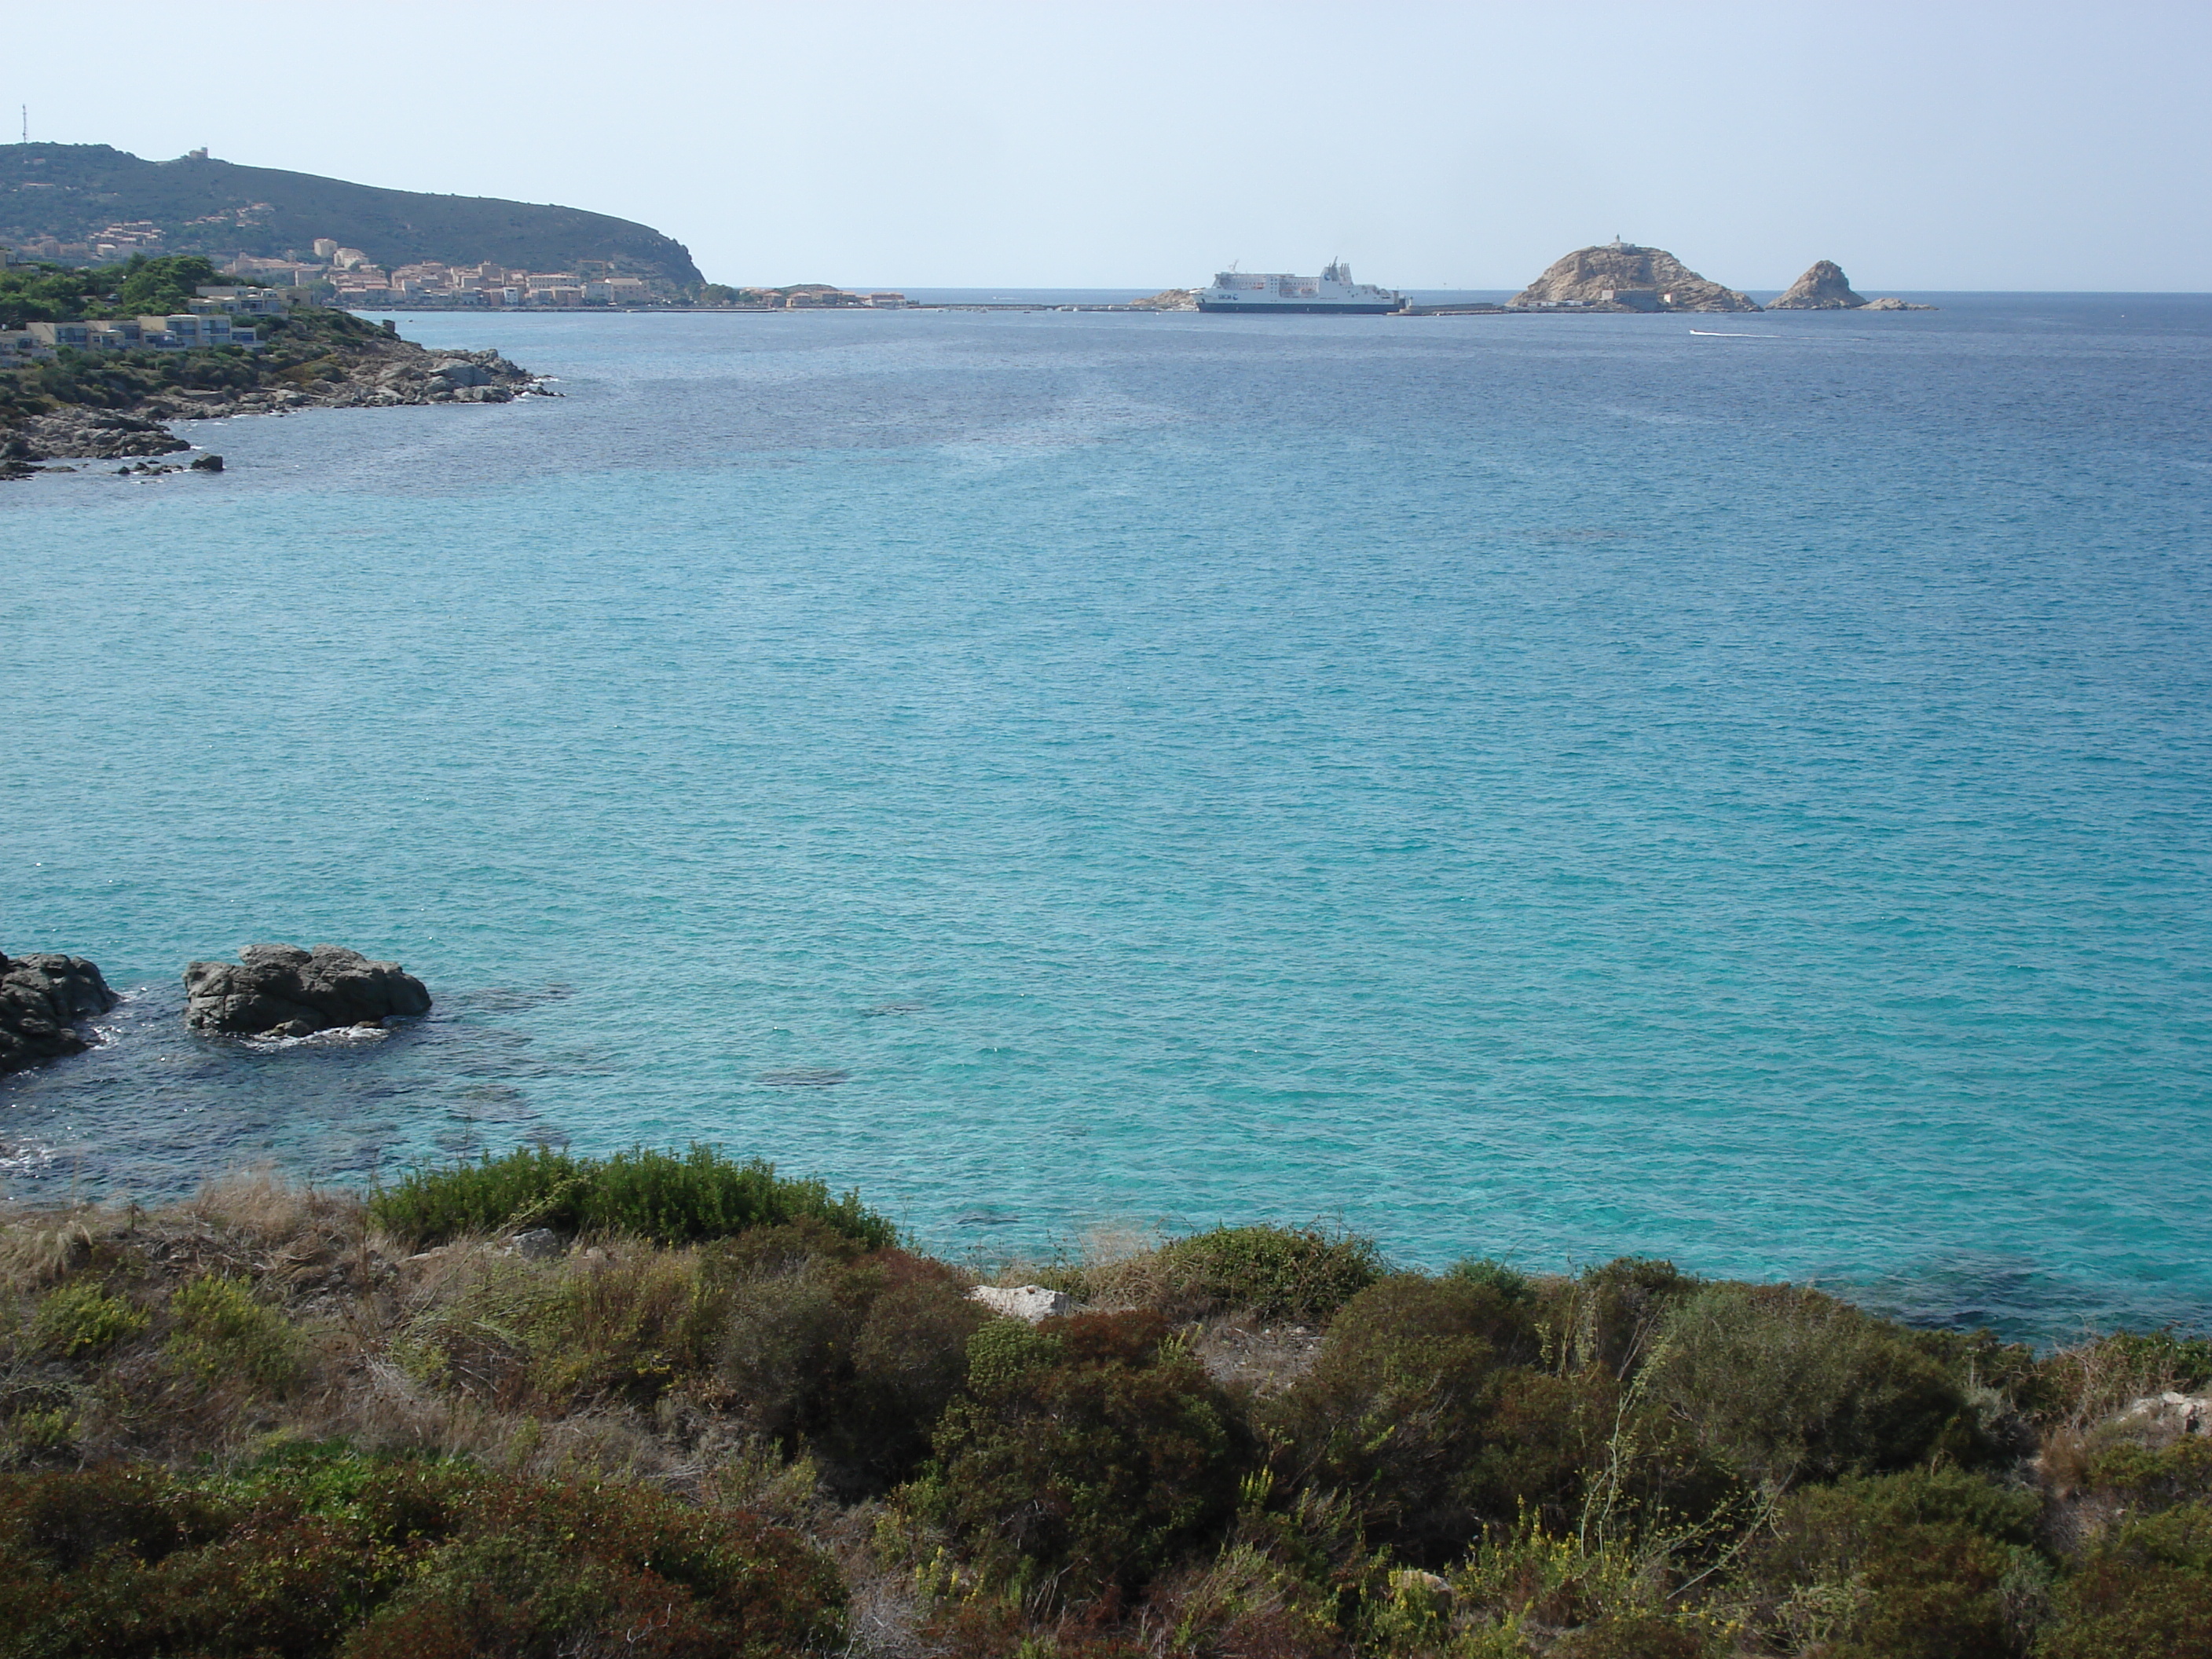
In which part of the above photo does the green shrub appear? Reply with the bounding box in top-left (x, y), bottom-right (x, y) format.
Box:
top-left (165, 1273), bottom-right (304, 1395)
top-left (1262, 1275), bottom-right (1557, 1562)
top-left (2037, 1503), bottom-right (2212, 1658)
top-left (836, 1258), bottom-right (993, 1484)
top-left (903, 1310), bottom-right (1250, 1606)
top-left (2085, 1436), bottom-right (2212, 1513)
top-left (370, 1144), bottom-right (895, 1251)
top-left (1148, 1225), bottom-right (1384, 1323)
top-left (340, 1476), bottom-right (844, 1659)
top-left (1445, 1258), bottom-right (1536, 1304)
top-left (1646, 1284), bottom-right (1985, 1487)
top-left (0, 1456), bottom-right (842, 1659)
top-left (31, 1282), bottom-right (148, 1358)
top-left (1542, 1256), bottom-right (1701, 1377)
top-left (1738, 1470), bottom-right (2044, 1659)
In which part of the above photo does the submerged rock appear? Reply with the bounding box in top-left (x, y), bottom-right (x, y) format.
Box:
top-left (0, 952), bottom-right (119, 1075)
top-left (183, 943), bottom-right (431, 1038)
top-left (1511, 241), bottom-right (1760, 313)
top-left (1768, 259), bottom-right (1870, 309)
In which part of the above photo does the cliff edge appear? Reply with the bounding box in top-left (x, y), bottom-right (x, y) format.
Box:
top-left (1511, 242), bottom-right (1760, 313)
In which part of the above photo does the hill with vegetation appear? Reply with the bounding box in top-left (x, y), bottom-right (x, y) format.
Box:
top-left (1, 1142), bottom-right (2205, 1658)
top-left (1, 143), bottom-right (702, 284)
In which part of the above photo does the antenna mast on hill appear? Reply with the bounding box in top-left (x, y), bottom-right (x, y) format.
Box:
top-left (19, 106), bottom-right (26, 145)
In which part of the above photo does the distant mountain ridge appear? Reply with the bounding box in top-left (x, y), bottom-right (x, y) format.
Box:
top-left (0, 145), bottom-right (702, 286)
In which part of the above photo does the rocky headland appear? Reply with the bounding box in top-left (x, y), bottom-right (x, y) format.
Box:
top-left (1128, 287), bottom-right (1199, 311)
top-left (182, 943), bottom-right (431, 1038)
top-left (1511, 241), bottom-right (1760, 313)
top-left (1768, 259), bottom-right (1937, 311)
top-left (0, 307), bottom-right (541, 478)
top-left (0, 951), bottom-right (118, 1075)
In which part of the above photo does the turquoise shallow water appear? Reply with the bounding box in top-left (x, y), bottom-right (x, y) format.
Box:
top-left (5, 297), bottom-right (2209, 1341)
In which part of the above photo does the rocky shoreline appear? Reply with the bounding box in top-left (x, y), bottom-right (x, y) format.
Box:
top-left (1, 325), bottom-right (545, 478)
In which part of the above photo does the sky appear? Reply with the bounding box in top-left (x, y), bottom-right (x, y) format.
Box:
top-left (9, 0), bottom-right (2209, 291)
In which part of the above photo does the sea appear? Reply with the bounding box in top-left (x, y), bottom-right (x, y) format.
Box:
top-left (5, 291), bottom-right (2208, 1345)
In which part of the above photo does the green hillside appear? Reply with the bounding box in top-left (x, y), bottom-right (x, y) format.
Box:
top-left (0, 144), bottom-right (702, 284)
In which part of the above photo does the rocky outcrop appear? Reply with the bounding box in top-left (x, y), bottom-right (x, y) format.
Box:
top-left (968, 1285), bottom-right (1071, 1323)
top-left (1128, 289), bottom-right (1198, 312)
top-left (1511, 242), bottom-right (1760, 313)
top-left (7, 409), bottom-right (189, 460)
top-left (1767, 262), bottom-right (1939, 312)
top-left (183, 943), bottom-right (431, 1038)
top-left (2116, 1391), bottom-right (2210, 1445)
top-left (1768, 260), bottom-right (1869, 309)
top-left (0, 952), bottom-right (118, 1075)
top-left (2, 339), bottom-right (544, 474)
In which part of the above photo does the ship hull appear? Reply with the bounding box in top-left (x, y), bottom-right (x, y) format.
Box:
top-left (1196, 300), bottom-right (1402, 315)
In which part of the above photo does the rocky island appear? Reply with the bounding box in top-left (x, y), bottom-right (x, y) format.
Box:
top-left (1769, 258), bottom-right (1936, 311)
top-left (1511, 240), bottom-right (1761, 313)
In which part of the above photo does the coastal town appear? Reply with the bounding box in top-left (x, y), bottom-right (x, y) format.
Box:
top-left (4, 224), bottom-right (909, 311)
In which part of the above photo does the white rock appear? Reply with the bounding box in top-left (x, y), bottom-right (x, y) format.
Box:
top-left (2117, 1392), bottom-right (2210, 1439)
top-left (967, 1284), bottom-right (1070, 1323)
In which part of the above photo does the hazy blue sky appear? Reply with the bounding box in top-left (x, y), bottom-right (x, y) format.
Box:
top-left (12, 1), bottom-right (2207, 290)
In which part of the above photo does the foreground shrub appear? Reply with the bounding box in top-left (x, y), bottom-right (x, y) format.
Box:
top-left (31, 1282), bottom-right (148, 1358)
top-left (1646, 1284), bottom-right (1987, 1488)
top-left (165, 1273), bottom-right (304, 1394)
top-left (342, 1474), bottom-right (844, 1659)
top-left (370, 1143), bottom-right (895, 1251)
top-left (1137, 1226), bottom-right (1385, 1324)
top-left (707, 1239), bottom-right (987, 1489)
top-left (0, 1452), bottom-right (842, 1659)
top-left (2039, 1502), bottom-right (2212, 1657)
top-left (1735, 1468), bottom-right (2045, 1659)
top-left (1264, 1276), bottom-right (1570, 1562)
top-left (903, 1311), bottom-right (1250, 1606)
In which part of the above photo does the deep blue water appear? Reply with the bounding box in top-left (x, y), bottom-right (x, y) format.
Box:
top-left (5, 295), bottom-right (2208, 1342)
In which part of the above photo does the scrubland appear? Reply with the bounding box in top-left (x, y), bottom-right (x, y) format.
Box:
top-left (2, 1146), bottom-right (2207, 1658)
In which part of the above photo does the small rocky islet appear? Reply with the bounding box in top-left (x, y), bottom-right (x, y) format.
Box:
top-left (0, 941), bottom-right (430, 1075)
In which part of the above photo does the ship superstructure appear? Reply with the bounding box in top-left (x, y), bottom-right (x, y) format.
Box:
top-left (1196, 261), bottom-right (1405, 315)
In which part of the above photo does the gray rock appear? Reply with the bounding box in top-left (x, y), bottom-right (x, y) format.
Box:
top-left (189, 454), bottom-right (224, 472)
top-left (1859, 296), bottom-right (1939, 312)
top-left (967, 1284), bottom-right (1071, 1323)
top-left (509, 1227), bottom-right (567, 1261)
top-left (10, 408), bottom-right (190, 460)
top-left (0, 951), bottom-right (119, 1075)
top-left (182, 943), bottom-right (431, 1038)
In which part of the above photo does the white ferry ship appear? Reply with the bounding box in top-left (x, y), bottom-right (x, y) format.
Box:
top-left (1196, 261), bottom-right (1405, 315)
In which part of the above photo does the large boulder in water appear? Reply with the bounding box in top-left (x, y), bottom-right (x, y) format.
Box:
top-left (0, 952), bottom-right (119, 1074)
top-left (183, 943), bottom-right (430, 1038)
